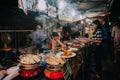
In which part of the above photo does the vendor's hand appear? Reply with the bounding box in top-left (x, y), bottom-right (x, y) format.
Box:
top-left (88, 39), bottom-right (93, 43)
top-left (62, 46), bottom-right (68, 51)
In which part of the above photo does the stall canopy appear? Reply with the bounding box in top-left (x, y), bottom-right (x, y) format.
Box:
top-left (57, 0), bottom-right (113, 21)
top-left (18, 0), bottom-right (113, 22)
top-left (0, 0), bottom-right (118, 29)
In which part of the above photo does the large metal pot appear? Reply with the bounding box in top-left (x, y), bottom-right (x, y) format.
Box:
top-left (46, 63), bottom-right (63, 71)
top-left (44, 57), bottom-right (65, 80)
top-left (45, 56), bottom-right (66, 71)
top-left (20, 62), bottom-right (40, 70)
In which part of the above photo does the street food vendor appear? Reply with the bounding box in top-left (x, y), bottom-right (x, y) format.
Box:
top-left (48, 32), bottom-right (66, 52)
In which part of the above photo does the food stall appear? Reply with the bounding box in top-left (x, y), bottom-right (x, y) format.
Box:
top-left (0, 38), bottom-right (88, 80)
top-left (0, 0), bottom-right (114, 80)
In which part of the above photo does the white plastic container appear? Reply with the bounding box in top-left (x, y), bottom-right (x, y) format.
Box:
top-left (7, 66), bottom-right (19, 75)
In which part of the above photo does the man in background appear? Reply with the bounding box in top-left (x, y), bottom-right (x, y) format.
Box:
top-left (30, 24), bottom-right (46, 52)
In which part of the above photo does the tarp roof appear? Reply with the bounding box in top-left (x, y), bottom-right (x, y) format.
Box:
top-left (0, 0), bottom-right (119, 28)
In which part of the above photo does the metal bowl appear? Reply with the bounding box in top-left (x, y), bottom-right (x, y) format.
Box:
top-left (20, 62), bottom-right (40, 70)
top-left (46, 63), bottom-right (63, 71)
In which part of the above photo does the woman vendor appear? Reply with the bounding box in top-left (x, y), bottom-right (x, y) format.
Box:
top-left (48, 32), bottom-right (67, 53)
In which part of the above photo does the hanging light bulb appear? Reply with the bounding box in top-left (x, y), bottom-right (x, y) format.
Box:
top-left (81, 20), bottom-right (84, 24)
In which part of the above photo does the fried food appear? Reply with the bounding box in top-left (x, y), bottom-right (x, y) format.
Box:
top-left (61, 50), bottom-right (72, 56)
top-left (63, 47), bottom-right (69, 50)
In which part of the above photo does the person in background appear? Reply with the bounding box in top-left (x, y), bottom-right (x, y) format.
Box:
top-left (62, 24), bottom-right (72, 41)
top-left (111, 22), bottom-right (120, 63)
top-left (71, 24), bottom-right (80, 39)
top-left (111, 23), bottom-right (117, 61)
top-left (111, 24), bottom-right (117, 40)
top-left (30, 24), bottom-right (46, 52)
top-left (89, 28), bottom-right (94, 39)
top-left (53, 23), bottom-right (63, 40)
top-left (84, 25), bottom-right (90, 38)
top-left (48, 32), bottom-right (66, 53)
top-left (101, 21), bottom-right (112, 71)
top-left (90, 19), bottom-right (103, 79)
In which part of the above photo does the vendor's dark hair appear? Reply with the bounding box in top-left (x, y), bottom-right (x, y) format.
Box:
top-left (62, 24), bottom-right (71, 34)
top-left (51, 32), bottom-right (59, 38)
top-left (112, 22), bottom-right (120, 28)
top-left (92, 19), bottom-right (102, 29)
